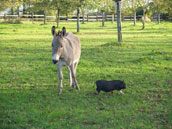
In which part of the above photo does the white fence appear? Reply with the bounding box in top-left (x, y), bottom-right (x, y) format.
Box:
top-left (0, 14), bottom-right (143, 22)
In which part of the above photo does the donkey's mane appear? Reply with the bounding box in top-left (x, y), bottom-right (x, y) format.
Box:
top-left (57, 31), bottom-right (62, 36)
top-left (57, 31), bottom-right (68, 37)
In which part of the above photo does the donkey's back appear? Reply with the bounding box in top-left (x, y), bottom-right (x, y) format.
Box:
top-left (64, 32), bottom-right (81, 62)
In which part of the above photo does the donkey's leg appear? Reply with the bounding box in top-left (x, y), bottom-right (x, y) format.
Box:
top-left (67, 66), bottom-right (72, 86)
top-left (70, 64), bottom-right (80, 90)
top-left (70, 64), bottom-right (76, 88)
top-left (73, 61), bottom-right (79, 75)
top-left (57, 65), bottom-right (63, 94)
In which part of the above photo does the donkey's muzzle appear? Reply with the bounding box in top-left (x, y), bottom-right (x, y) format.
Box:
top-left (52, 60), bottom-right (58, 64)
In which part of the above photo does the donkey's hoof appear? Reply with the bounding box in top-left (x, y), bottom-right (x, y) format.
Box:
top-left (72, 84), bottom-right (76, 89)
top-left (76, 87), bottom-right (80, 90)
top-left (58, 88), bottom-right (62, 94)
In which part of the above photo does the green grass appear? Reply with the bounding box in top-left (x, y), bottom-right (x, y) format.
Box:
top-left (0, 21), bottom-right (172, 129)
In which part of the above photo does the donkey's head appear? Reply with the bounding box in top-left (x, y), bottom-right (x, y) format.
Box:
top-left (51, 26), bottom-right (65, 64)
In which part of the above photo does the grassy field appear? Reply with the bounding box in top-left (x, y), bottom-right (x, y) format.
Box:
top-left (0, 21), bottom-right (172, 129)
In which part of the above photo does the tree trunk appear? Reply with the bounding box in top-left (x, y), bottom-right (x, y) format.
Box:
top-left (158, 13), bottom-right (160, 24)
top-left (11, 7), bottom-right (14, 15)
top-left (10, 7), bottom-right (14, 21)
top-left (82, 13), bottom-right (85, 24)
top-left (23, 2), bottom-right (26, 14)
top-left (77, 9), bottom-right (80, 32)
top-left (87, 13), bottom-right (88, 22)
top-left (17, 7), bottom-right (20, 16)
top-left (4, 14), bottom-right (7, 21)
top-left (17, 6), bottom-right (20, 21)
top-left (117, 1), bottom-right (122, 42)
top-left (56, 9), bottom-right (60, 28)
top-left (102, 11), bottom-right (105, 27)
top-left (142, 9), bottom-right (145, 30)
top-left (122, 15), bottom-right (124, 21)
top-left (96, 13), bottom-right (98, 21)
top-left (134, 11), bottom-right (136, 26)
top-left (105, 13), bottom-right (107, 21)
top-left (66, 13), bottom-right (68, 21)
top-left (112, 13), bottom-right (114, 24)
top-left (44, 10), bottom-right (47, 24)
top-left (28, 3), bottom-right (31, 14)
top-left (31, 13), bottom-right (34, 23)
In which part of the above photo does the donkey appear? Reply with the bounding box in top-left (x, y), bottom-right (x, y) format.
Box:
top-left (51, 26), bottom-right (81, 94)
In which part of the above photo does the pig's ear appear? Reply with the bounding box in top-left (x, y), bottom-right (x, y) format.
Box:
top-left (52, 26), bottom-right (56, 36)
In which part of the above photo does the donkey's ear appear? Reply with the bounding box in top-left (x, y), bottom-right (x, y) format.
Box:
top-left (62, 27), bottom-right (66, 36)
top-left (52, 26), bottom-right (56, 36)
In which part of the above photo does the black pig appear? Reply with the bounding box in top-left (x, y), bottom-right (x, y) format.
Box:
top-left (96, 80), bottom-right (126, 94)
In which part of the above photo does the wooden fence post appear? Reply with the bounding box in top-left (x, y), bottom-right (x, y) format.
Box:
top-left (116, 0), bottom-right (122, 42)
top-left (87, 14), bottom-right (88, 22)
top-left (77, 8), bottom-right (80, 32)
top-left (4, 14), bottom-right (7, 21)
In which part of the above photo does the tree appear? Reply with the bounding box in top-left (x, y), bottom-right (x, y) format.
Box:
top-left (0, 0), bottom-right (23, 15)
top-left (23, 0), bottom-right (36, 13)
top-left (49, 0), bottom-right (61, 28)
top-left (167, 0), bottom-right (172, 17)
top-left (62, 0), bottom-right (75, 21)
top-left (72, 0), bottom-right (90, 32)
top-left (80, 0), bottom-right (96, 24)
top-left (33, 0), bottom-right (51, 24)
top-left (116, 0), bottom-right (122, 42)
top-left (97, 0), bottom-right (114, 27)
top-left (0, 0), bottom-right (9, 12)
top-left (138, 0), bottom-right (151, 29)
top-left (50, 0), bottom-right (67, 28)
top-left (111, 1), bottom-right (116, 24)
top-left (0, 0), bottom-right (24, 22)
top-left (152, 0), bottom-right (167, 23)
top-left (123, 0), bottom-right (140, 25)
top-left (50, 0), bottom-right (75, 28)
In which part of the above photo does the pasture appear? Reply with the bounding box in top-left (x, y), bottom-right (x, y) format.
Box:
top-left (0, 21), bottom-right (172, 128)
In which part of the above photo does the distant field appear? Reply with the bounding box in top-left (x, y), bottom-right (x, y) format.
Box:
top-left (0, 21), bottom-right (172, 129)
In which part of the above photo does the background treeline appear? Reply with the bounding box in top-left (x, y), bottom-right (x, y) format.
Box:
top-left (0, 0), bottom-right (172, 27)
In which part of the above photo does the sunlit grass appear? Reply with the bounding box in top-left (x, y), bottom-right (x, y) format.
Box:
top-left (0, 21), bottom-right (172, 128)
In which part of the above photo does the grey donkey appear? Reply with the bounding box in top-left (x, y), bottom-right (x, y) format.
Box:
top-left (51, 26), bottom-right (81, 94)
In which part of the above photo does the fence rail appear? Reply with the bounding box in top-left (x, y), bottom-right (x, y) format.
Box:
top-left (0, 14), bottom-right (145, 22)
top-left (2, 14), bottom-right (171, 22)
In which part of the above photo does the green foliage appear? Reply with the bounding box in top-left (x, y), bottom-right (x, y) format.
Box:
top-left (32, 0), bottom-right (51, 12)
top-left (0, 0), bottom-right (9, 11)
top-left (167, 0), bottom-right (172, 16)
top-left (0, 0), bottom-right (23, 14)
top-left (0, 21), bottom-right (172, 128)
top-left (152, 0), bottom-right (168, 14)
top-left (96, 0), bottom-right (114, 13)
top-left (122, 0), bottom-right (140, 15)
